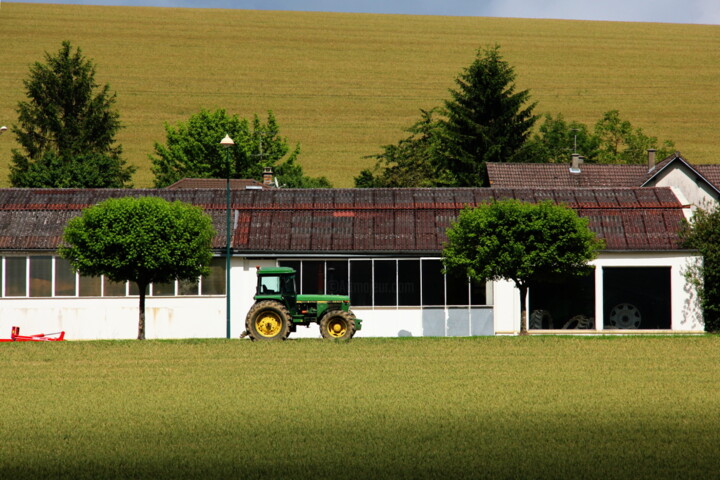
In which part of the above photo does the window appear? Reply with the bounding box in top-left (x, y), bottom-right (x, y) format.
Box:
top-left (55, 258), bottom-right (76, 296)
top-left (79, 274), bottom-right (101, 297)
top-left (398, 260), bottom-right (420, 306)
top-left (29, 256), bottom-right (52, 297)
top-left (302, 261), bottom-right (324, 294)
top-left (0, 255), bottom-right (227, 298)
top-left (421, 260), bottom-right (445, 306)
top-left (280, 258), bottom-right (489, 308)
top-left (374, 260), bottom-right (396, 306)
top-left (5, 257), bottom-right (26, 297)
top-left (326, 261), bottom-right (348, 295)
top-left (350, 260), bottom-right (372, 307)
top-left (201, 258), bottom-right (226, 295)
top-left (103, 277), bottom-right (126, 297)
top-left (153, 281), bottom-right (175, 296)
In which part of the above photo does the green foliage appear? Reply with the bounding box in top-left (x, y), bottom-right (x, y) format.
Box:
top-left (59, 196), bottom-right (215, 339)
top-left (354, 109), bottom-right (454, 187)
top-left (10, 41), bottom-right (135, 188)
top-left (526, 110), bottom-right (675, 164)
top-left (681, 206), bottom-right (720, 332)
top-left (443, 200), bottom-right (603, 332)
top-left (359, 46), bottom-right (537, 188)
top-left (150, 109), bottom-right (330, 188)
top-left (524, 113), bottom-right (600, 163)
top-left (442, 45), bottom-right (537, 185)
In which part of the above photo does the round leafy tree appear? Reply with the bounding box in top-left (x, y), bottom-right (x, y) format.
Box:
top-left (443, 199), bottom-right (603, 334)
top-left (59, 196), bottom-right (216, 339)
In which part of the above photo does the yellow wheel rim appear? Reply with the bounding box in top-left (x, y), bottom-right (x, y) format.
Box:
top-left (255, 312), bottom-right (282, 337)
top-left (327, 318), bottom-right (347, 338)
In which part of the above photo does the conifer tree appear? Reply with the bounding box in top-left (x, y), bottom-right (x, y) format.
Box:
top-left (442, 45), bottom-right (537, 186)
top-left (10, 41), bottom-right (134, 187)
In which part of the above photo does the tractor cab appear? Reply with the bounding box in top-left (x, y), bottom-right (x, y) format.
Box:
top-left (255, 267), bottom-right (296, 299)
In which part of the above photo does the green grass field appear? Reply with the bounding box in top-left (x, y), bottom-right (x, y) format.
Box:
top-left (1, 4), bottom-right (719, 187)
top-left (2, 337), bottom-right (719, 479)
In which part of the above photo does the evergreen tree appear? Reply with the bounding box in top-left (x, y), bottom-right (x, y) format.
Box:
top-left (442, 45), bottom-right (537, 186)
top-left (10, 41), bottom-right (134, 187)
top-left (354, 109), bottom-right (453, 188)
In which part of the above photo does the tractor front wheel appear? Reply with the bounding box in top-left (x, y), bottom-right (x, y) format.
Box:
top-left (246, 301), bottom-right (291, 341)
top-left (319, 311), bottom-right (356, 340)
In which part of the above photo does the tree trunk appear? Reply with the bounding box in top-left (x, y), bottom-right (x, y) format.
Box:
top-left (519, 284), bottom-right (529, 336)
top-left (137, 282), bottom-right (147, 340)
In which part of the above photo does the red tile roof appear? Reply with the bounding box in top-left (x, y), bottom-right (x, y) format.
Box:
top-left (487, 163), bottom-right (648, 188)
top-left (0, 187), bottom-right (687, 253)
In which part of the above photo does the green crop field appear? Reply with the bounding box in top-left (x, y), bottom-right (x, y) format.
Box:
top-left (0, 3), bottom-right (719, 187)
top-left (2, 337), bottom-right (719, 479)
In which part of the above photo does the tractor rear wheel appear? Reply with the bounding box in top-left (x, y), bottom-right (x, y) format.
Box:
top-left (246, 300), bottom-right (291, 341)
top-left (319, 311), bottom-right (356, 340)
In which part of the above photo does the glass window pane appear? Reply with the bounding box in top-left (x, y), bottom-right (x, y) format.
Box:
top-left (350, 260), bottom-right (372, 307)
top-left (54, 258), bottom-right (76, 296)
top-left (259, 275), bottom-right (280, 294)
top-left (201, 258), bottom-right (226, 295)
top-left (153, 282), bottom-right (175, 296)
top-left (5, 257), bottom-right (27, 297)
top-left (103, 277), bottom-right (126, 297)
top-left (279, 260), bottom-right (300, 276)
top-left (422, 260), bottom-right (445, 306)
top-left (29, 256), bottom-right (52, 297)
top-left (398, 260), bottom-right (420, 306)
top-left (374, 260), bottom-right (397, 306)
top-left (326, 261), bottom-right (348, 295)
top-left (302, 261), bottom-right (324, 294)
top-left (178, 278), bottom-right (199, 296)
top-left (446, 270), bottom-right (469, 306)
top-left (470, 278), bottom-right (489, 306)
top-left (79, 275), bottom-right (101, 297)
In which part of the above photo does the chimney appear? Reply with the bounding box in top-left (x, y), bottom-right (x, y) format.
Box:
top-left (262, 167), bottom-right (274, 186)
top-left (647, 149), bottom-right (657, 172)
top-left (569, 153), bottom-right (582, 174)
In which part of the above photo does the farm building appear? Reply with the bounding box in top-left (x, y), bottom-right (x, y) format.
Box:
top-left (487, 151), bottom-right (720, 208)
top-left (0, 186), bottom-right (701, 339)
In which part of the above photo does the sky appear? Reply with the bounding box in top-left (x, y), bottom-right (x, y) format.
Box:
top-left (4, 0), bottom-right (720, 25)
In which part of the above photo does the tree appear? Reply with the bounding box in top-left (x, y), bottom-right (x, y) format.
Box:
top-left (525, 110), bottom-right (675, 164)
top-left (59, 196), bottom-right (215, 340)
top-left (442, 45), bottom-right (537, 186)
top-left (10, 41), bottom-right (135, 187)
top-left (443, 200), bottom-right (603, 334)
top-left (354, 108), bottom-right (454, 187)
top-left (150, 109), bottom-right (330, 188)
top-left (524, 113), bottom-right (600, 163)
top-left (680, 205), bottom-right (720, 332)
top-left (593, 110), bottom-right (674, 164)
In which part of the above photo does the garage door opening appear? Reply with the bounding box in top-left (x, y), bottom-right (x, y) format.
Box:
top-left (603, 267), bottom-right (671, 330)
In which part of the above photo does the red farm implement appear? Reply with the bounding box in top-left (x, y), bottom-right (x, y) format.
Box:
top-left (0, 326), bottom-right (65, 342)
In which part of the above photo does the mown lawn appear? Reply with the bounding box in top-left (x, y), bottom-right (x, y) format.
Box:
top-left (1, 336), bottom-right (719, 479)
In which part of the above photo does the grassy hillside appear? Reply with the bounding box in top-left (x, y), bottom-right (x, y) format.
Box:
top-left (0, 3), bottom-right (719, 187)
top-left (2, 337), bottom-right (720, 479)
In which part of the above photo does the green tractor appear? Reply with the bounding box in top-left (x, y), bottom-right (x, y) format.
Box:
top-left (244, 267), bottom-right (362, 341)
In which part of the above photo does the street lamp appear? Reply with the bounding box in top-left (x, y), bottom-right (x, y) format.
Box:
top-left (220, 134), bottom-right (234, 339)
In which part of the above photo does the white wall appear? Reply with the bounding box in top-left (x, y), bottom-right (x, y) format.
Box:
top-left (0, 252), bottom-right (702, 341)
top-left (492, 251), bottom-right (703, 334)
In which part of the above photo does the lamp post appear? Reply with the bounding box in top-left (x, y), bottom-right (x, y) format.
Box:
top-left (220, 134), bottom-right (234, 339)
